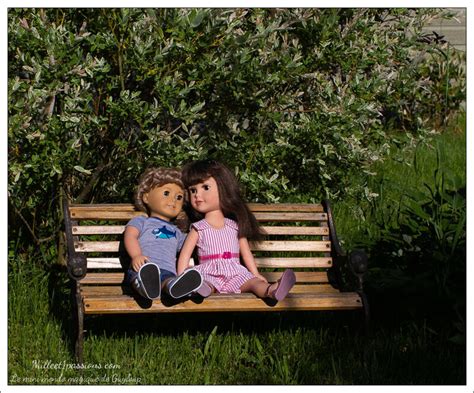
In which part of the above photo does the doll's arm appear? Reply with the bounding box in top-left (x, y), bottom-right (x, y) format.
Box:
top-left (124, 225), bottom-right (149, 271)
top-left (177, 228), bottom-right (199, 275)
top-left (239, 237), bottom-right (267, 283)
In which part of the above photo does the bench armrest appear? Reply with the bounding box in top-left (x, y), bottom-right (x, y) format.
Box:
top-left (323, 200), bottom-right (368, 291)
top-left (63, 198), bottom-right (87, 280)
top-left (323, 199), bottom-right (346, 257)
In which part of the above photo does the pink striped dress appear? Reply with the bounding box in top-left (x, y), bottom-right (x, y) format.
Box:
top-left (192, 218), bottom-right (255, 293)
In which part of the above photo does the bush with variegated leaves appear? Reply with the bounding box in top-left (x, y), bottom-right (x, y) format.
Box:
top-left (8, 8), bottom-right (465, 256)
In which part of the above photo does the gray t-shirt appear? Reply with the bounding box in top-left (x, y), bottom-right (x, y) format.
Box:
top-left (126, 216), bottom-right (186, 274)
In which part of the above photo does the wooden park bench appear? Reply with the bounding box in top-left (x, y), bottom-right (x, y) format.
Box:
top-left (63, 200), bottom-right (369, 363)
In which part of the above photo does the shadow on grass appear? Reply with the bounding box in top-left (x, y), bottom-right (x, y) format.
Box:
top-left (43, 265), bottom-right (466, 384)
top-left (47, 264), bottom-right (76, 358)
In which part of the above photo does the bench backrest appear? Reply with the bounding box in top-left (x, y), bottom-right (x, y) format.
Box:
top-left (66, 202), bottom-right (338, 285)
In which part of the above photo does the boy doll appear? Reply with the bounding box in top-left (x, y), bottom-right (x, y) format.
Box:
top-left (124, 167), bottom-right (207, 300)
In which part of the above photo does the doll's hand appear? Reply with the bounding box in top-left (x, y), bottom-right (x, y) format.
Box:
top-left (131, 255), bottom-right (149, 272)
top-left (254, 273), bottom-right (268, 283)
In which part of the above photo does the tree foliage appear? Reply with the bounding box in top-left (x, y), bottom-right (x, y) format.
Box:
top-left (8, 8), bottom-right (465, 254)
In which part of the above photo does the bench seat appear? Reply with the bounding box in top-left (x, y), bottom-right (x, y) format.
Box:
top-left (79, 272), bottom-right (362, 314)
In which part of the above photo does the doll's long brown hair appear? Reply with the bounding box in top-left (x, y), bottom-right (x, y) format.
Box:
top-left (182, 160), bottom-right (263, 241)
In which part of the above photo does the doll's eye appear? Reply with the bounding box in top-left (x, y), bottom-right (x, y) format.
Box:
top-left (203, 184), bottom-right (210, 191)
top-left (163, 191), bottom-right (170, 196)
top-left (189, 187), bottom-right (197, 194)
top-left (176, 194), bottom-right (183, 201)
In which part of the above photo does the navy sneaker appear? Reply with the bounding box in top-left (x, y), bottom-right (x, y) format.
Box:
top-left (168, 269), bottom-right (202, 299)
top-left (132, 263), bottom-right (161, 300)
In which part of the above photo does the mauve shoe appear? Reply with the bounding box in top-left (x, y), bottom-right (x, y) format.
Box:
top-left (195, 281), bottom-right (212, 298)
top-left (271, 269), bottom-right (296, 301)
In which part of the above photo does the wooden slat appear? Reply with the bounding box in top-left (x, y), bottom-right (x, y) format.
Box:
top-left (84, 255), bottom-right (330, 269)
top-left (253, 212), bottom-right (327, 222)
top-left (73, 225), bottom-right (329, 236)
top-left (75, 241), bottom-right (119, 252)
top-left (248, 203), bottom-right (325, 212)
top-left (70, 203), bottom-right (325, 213)
top-left (80, 284), bottom-right (339, 297)
top-left (82, 286), bottom-right (129, 295)
top-left (86, 257), bottom-right (196, 269)
top-left (70, 209), bottom-right (144, 221)
top-left (80, 271), bottom-right (330, 285)
top-left (261, 226), bottom-right (329, 235)
top-left (77, 240), bottom-right (330, 253)
top-left (69, 203), bottom-right (327, 220)
top-left (86, 257), bottom-right (332, 269)
top-left (70, 203), bottom-right (137, 211)
top-left (82, 292), bottom-right (362, 314)
top-left (255, 257), bottom-right (332, 268)
top-left (251, 241), bottom-right (330, 252)
top-left (291, 284), bottom-right (338, 293)
top-left (71, 208), bottom-right (327, 222)
top-left (260, 272), bottom-right (330, 283)
top-left (87, 257), bottom-right (122, 268)
top-left (81, 272), bottom-right (127, 285)
top-left (73, 225), bottom-right (125, 235)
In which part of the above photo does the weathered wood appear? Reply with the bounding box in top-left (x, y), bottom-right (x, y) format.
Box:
top-left (261, 226), bottom-right (329, 235)
top-left (248, 203), bottom-right (325, 212)
top-left (80, 284), bottom-right (340, 297)
top-left (80, 271), bottom-right (330, 285)
top-left (70, 210), bottom-right (144, 221)
top-left (82, 292), bottom-right (362, 314)
top-left (251, 240), bottom-right (330, 252)
top-left (253, 257), bottom-right (332, 268)
top-left (73, 225), bottom-right (126, 235)
top-left (253, 212), bottom-right (327, 222)
top-left (73, 225), bottom-right (329, 238)
top-left (69, 203), bottom-right (326, 220)
top-left (73, 225), bottom-right (329, 236)
top-left (86, 256), bottom-right (332, 269)
top-left (75, 241), bottom-right (119, 252)
top-left (86, 258), bottom-right (122, 268)
top-left (77, 240), bottom-right (331, 253)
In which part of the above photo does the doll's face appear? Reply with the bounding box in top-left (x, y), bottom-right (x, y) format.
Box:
top-left (188, 176), bottom-right (220, 215)
top-left (143, 183), bottom-right (184, 221)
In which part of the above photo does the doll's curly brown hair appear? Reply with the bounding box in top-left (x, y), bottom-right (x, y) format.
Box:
top-left (134, 167), bottom-right (188, 231)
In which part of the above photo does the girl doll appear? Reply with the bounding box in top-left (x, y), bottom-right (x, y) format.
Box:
top-left (177, 160), bottom-right (296, 300)
top-left (124, 167), bottom-right (206, 300)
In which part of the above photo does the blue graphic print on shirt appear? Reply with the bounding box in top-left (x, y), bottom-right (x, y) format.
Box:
top-left (152, 225), bottom-right (177, 239)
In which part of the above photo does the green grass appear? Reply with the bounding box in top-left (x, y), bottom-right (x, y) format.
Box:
top-left (8, 251), bottom-right (465, 384)
top-left (8, 119), bottom-right (466, 385)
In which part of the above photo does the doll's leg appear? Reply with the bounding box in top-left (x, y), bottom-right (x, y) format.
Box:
top-left (241, 269), bottom-right (296, 301)
top-left (240, 277), bottom-right (273, 298)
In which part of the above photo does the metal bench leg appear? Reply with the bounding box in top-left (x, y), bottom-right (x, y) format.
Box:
top-left (359, 291), bottom-right (371, 335)
top-left (71, 281), bottom-right (85, 364)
